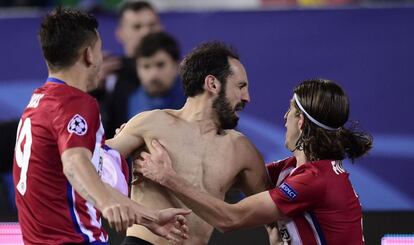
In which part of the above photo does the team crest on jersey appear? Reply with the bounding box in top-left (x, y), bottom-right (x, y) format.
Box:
top-left (67, 114), bottom-right (88, 136)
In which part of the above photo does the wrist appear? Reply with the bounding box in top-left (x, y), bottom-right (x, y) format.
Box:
top-left (162, 170), bottom-right (177, 188)
top-left (138, 208), bottom-right (158, 224)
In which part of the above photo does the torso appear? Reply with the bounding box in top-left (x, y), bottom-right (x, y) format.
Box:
top-left (13, 82), bottom-right (107, 244)
top-left (268, 158), bottom-right (364, 245)
top-left (126, 110), bottom-right (251, 245)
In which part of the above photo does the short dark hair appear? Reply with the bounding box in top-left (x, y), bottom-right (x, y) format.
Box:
top-left (39, 7), bottom-right (98, 71)
top-left (118, 1), bottom-right (155, 18)
top-left (294, 79), bottom-right (373, 162)
top-left (179, 42), bottom-right (239, 97)
top-left (135, 32), bottom-right (180, 61)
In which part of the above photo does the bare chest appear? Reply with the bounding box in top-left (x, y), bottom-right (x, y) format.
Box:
top-left (143, 127), bottom-right (242, 197)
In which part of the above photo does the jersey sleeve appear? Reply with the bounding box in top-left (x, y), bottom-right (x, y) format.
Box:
top-left (52, 95), bottom-right (101, 154)
top-left (266, 156), bottom-right (296, 186)
top-left (268, 166), bottom-right (326, 217)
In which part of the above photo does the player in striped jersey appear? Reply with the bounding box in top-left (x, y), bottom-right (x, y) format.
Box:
top-left (13, 7), bottom-right (190, 245)
top-left (135, 79), bottom-right (373, 245)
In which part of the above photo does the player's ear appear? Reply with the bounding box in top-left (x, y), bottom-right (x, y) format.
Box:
top-left (204, 75), bottom-right (221, 95)
top-left (298, 113), bottom-right (305, 130)
top-left (83, 46), bottom-right (93, 67)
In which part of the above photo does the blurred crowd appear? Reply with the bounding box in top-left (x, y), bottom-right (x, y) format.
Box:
top-left (1, 0), bottom-right (414, 10)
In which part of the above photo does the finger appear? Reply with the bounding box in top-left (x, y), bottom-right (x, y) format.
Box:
top-left (127, 208), bottom-right (135, 227)
top-left (151, 139), bottom-right (165, 155)
top-left (173, 208), bottom-right (192, 216)
top-left (133, 160), bottom-right (149, 174)
top-left (120, 206), bottom-right (131, 230)
top-left (112, 206), bottom-right (122, 232)
top-left (176, 215), bottom-right (187, 225)
top-left (171, 227), bottom-right (188, 239)
top-left (181, 224), bottom-right (189, 234)
top-left (114, 123), bottom-right (127, 136)
top-left (165, 233), bottom-right (180, 243)
top-left (174, 222), bottom-right (189, 238)
top-left (140, 151), bottom-right (151, 160)
top-left (103, 207), bottom-right (115, 230)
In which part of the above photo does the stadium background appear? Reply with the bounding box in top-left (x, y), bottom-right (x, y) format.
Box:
top-left (0, 1), bottom-right (413, 244)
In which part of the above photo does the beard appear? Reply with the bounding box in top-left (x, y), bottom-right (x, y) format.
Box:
top-left (212, 88), bottom-right (245, 130)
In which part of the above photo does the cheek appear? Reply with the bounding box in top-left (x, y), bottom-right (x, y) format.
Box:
top-left (138, 69), bottom-right (151, 81)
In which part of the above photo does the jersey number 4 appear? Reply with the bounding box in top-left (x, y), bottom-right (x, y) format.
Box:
top-left (14, 118), bottom-right (32, 196)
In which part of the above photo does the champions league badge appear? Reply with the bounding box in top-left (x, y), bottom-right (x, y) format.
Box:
top-left (67, 114), bottom-right (88, 136)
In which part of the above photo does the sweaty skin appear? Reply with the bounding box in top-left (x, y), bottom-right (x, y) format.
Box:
top-left (107, 109), bottom-right (271, 245)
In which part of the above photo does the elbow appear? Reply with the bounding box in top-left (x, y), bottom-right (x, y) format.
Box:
top-left (215, 207), bottom-right (241, 233)
top-left (62, 160), bottom-right (76, 180)
top-left (62, 154), bottom-right (82, 179)
top-left (217, 224), bottom-right (236, 233)
top-left (217, 219), bottom-right (241, 233)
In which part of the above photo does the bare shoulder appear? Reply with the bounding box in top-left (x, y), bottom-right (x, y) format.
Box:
top-left (226, 130), bottom-right (255, 149)
top-left (126, 109), bottom-right (178, 131)
top-left (225, 130), bottom-right (262, 162)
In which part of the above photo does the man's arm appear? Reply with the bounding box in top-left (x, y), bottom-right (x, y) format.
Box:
top-left (62, 147), bottom-right (191, 242)
top-left (136, 140), bottom-right (286, 233)
top-left (231, 136), bottom-right (282, 243)
top-left (62, 147), bottom-right (133, 231)
top-left (232, 136), bottom-right (272, 195)
top-left (105, 111), bottom-right (157, 158)
top-left (169, 176), bottom-right (283, 232)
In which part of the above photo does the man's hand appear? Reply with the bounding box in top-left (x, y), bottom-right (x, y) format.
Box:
top-left (101, 201), bottom-right (135, 232)
top-left (114, 123), bottom-right (126, 137)
top-left (134, 140), bottom-right (176, 186)
top-left (142, 208), bottom-right (192, 243)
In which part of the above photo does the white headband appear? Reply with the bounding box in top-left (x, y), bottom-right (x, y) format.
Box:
top-left (293, 93), bottom-right (340, 131)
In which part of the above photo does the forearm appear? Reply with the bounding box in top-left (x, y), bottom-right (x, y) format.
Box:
top-left (63, 155), bottom-right (114, 211)
top-left (163, 172), bottom-right (283, 232)
top-left (103, 183), bottom-right (157, 222)
top-left (164, 173), bottom-right (240, 232)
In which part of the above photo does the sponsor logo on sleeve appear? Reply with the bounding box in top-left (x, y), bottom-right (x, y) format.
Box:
top-left (279, 182), bottom-right (298, 200)
top-left (67, 114), bottom-right (88, 136)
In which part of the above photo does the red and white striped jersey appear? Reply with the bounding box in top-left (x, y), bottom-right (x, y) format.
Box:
top-left (13, 78), bottom-right (108, 245)
top-left (267, 157), bottom-right (364, 245)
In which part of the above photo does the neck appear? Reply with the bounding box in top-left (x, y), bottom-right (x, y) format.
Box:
top-left (48, 65), bottom-right (90, 92)
top-left (293, 150), bottom-right (307, 167)
top-left (179, 95), bottom-right (219, 134)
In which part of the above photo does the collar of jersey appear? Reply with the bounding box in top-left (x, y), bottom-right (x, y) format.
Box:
top-left (46, 77), bottom-right (66, 85)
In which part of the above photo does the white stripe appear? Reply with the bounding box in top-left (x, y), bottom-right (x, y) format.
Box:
top-left (75, 119), bottom-right (105, 242)
top-left (285, 220), bottom-right (303, 245)
top-left (91, 120), bottom-right (106, 241)
top-left (71, 188), bottom-right (95, 242)
top-left (277, 167), bottom-right (294, 186)
top-left (85, 201), bottom-right (105, 242)
top-left (304, 212), bottom-right (323, 245)
top-left (91, 121), bottom-right (104, 171)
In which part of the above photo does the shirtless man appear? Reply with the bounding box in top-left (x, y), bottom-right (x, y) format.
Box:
top-left (106, 42), bottom-right (272, 245)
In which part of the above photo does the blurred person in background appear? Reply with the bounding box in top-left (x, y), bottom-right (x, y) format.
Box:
top-left (121, 31), bottom-right (185, 120)
top-left (92, 0), bottom-right (163, 138)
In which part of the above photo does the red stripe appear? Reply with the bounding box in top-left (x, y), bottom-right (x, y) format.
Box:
top-left (75, 192), bottom-right (103, 241)
top-left (294, 216), bottom-right (318, 245)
